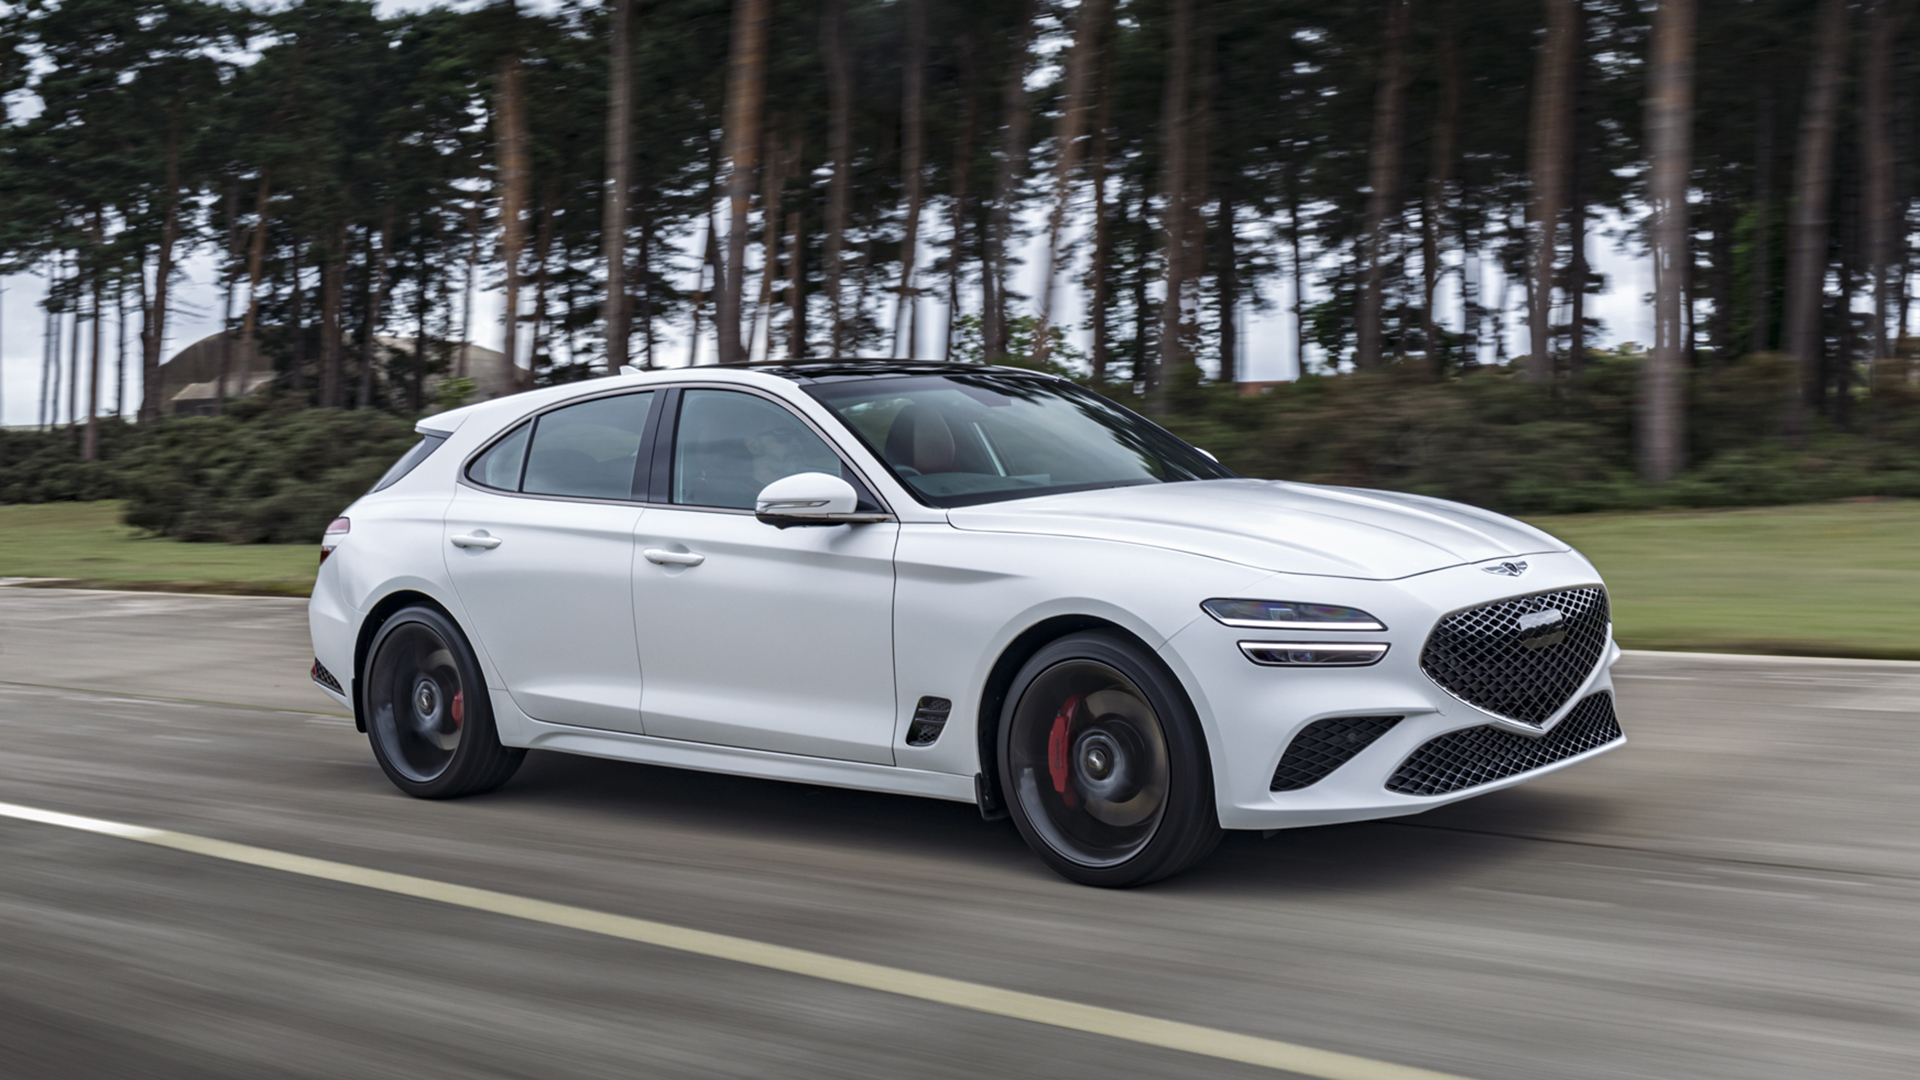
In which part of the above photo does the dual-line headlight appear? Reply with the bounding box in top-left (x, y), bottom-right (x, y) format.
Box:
top-left (1201, 598), bottom-right (1390, 667)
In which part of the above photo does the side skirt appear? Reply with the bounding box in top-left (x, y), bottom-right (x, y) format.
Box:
top-left (490, 690), bottom-right (977, 804)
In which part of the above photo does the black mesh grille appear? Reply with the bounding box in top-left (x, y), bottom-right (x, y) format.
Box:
top-left (311, 658), bottom-right (343, 695)
top-left (1420, 586), bottom-right (1610, 725)
top-left (1386, 692), bottom-right (1622, 796)
top-left (1271, 715), bottom-right (1403, 791)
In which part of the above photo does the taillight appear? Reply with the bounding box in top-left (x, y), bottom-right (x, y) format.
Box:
top-left (321, 517), bottom-right (350, 565)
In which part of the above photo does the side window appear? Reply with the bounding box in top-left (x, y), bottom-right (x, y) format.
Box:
top-left (672, 390), bottom-right (848, 510)
top-left (468, 423), bottom-right (531, 491)
top-left (522, 391), bottom-right (655, 500)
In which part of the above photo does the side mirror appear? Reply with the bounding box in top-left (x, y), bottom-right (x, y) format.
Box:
top-left (755, 472), bottom-right (869, 528)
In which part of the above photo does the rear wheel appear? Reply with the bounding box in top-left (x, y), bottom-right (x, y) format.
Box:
top-left (363, 605), bottom-right (523, 798)
top-left (998, 632), bottom-right (1222, 887)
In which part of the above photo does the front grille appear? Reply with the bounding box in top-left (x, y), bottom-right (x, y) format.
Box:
top-left (1271, 715), bottom-right (1402, 791)
top-left (1386, 692), bottom-right (1622, 796)
top-left (1420, 586), bottom-right (1610, 725)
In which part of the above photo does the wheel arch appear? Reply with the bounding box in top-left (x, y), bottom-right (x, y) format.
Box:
top-left (354, 590), bottom-right (463, 733)
top-left (974, 615), bottom-right (1185, 816)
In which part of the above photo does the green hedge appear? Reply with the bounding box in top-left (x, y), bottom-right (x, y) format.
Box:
top-left (1, 399), bottom-right (419, 543)
top-left (1135, 353), bottom-right (1920, 516)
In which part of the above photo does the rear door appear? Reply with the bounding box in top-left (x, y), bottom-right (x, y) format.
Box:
top-left (632, 387), bottom-right (900, 764)
top-left (443, 390), bottom-right (659, 734)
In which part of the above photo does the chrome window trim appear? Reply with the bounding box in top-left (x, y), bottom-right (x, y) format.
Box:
top-left (457, 386), bottom-right (664, 503)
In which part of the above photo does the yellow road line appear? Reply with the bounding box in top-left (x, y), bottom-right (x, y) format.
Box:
top-left (0, 799), bottom-right (1472, 1080)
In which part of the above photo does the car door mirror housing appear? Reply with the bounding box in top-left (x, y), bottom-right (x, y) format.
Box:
top-left (754, 472), bottom-right (890, 528)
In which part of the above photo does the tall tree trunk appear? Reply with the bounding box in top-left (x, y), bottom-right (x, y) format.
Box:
top-left (750, 130), bottom-right (786, 360)
top-left (944, 57), bottom-right (979, 361)
top-left (1289, 173), bottom-right (1306, 376)
top-left (84, 214), bottom-right (104, 460)
top-left (1750, 80), bottom-right (1774, 354)
top-left (603, 0), bottom-right (634, 372)
top-left (892, 0), bottom-right (929, 358)
top-left (690, 207), bottom-right (717, 365)
top-left (320, 222), bottom-right (346, 407)
top-left (1862, 0), bottom-right (1906, 380)
top-left (140, 124), bottom-right (181, 422)
top-left (1033, 0), bottom-right (1111, 366)
top-left (1568, 27), bottom-right (1589, 377)
top-left (820, 0), bottom-right (854, 354)
top-left (1526, 0), bottom-right (1578, 382)
top-left (1423, 5), bottom-right (1461, 374)
top-left (1354, 0), bottom-right (1412, 371)
top-left (531, 195), bottom-right (555, 379)
top-left (496, 9), bottom-right (530, 389)
top-left (240, 171), bottom-right (271, 390)
top-left (1088, 46), bottom-right (1114, 382)
top-left (459, 200), bottom-right (478, 378)
top-left (361, 208), bottom-right (395, 406)
top-left (1216, 190), bottom-right (1237, 384)
top-left (216, 181), bottom-right (239, 414)
top-left (288, 247), bottom-right (307, 394)
top-left (639, 208), bottom-right (657, 366)
top-left (985, 1), bottom-right (1038, 362)
top-left (68, 282), bottom-right (82, 433)
top-left (1642, 0), bottom-right (1695, 482)
top-left (785, 206), bottom-right (806, 358)
top-left (115, 280), bottom-right (127, 417)
top-left (1151, 0), bottom-right (1196, 411)
top-left (1783, 0), bottom-right (1849, 437)
top-left (719, 0), bottom-right (770, 363)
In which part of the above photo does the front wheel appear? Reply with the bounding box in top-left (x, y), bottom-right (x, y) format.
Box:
top-left (998, 632), bottom-right (1222, 887)
top-left (363, 605), bottom-right (523, 799)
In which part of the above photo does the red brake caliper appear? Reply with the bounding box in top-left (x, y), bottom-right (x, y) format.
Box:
top-left (450, 689), bottom-right (464, 729)
top-left (1048, 694), bottom-right (1083, 807)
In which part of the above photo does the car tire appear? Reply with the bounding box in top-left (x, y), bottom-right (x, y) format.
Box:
top-left (362, 605), bottom-right (524, 799)
top-left (998, 631), bottom-right (1222, 887)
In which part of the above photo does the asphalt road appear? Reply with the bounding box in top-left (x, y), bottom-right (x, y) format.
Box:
top-left (0, 586), bottom-right (1914, 1080)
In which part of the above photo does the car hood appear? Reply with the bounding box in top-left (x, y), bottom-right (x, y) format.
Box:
top-left (944, 479), bottom-right (1569, 580)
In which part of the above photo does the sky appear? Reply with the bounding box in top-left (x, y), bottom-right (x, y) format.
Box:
top-left (0, 0), bottom-right (1659, 426)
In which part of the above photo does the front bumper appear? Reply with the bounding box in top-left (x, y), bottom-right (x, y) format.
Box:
top-left (1161, 550), bottom-right (1625, 831)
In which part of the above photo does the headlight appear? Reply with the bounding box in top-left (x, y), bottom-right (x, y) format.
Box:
top-left (1239, 642), bottom-right (1389, 667)
top-left (1200, 598), bottom-right (1386, 631)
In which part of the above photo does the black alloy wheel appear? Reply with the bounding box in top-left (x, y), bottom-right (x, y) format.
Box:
top-left (363, 605), bottom-right (523, 798)
top-left (999, 631), bottom-right (1222, 887)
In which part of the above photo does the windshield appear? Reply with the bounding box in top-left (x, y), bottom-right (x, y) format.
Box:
top-left (805, 373), bottom-right (1232, 507)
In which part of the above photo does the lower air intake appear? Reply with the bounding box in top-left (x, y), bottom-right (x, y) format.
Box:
top-left (1270, 715), bottom-right (1403, 791)
top-left (1386, 692), bottom-right (1621, 797)
top-left (311, 657), bottom-right (344, 695)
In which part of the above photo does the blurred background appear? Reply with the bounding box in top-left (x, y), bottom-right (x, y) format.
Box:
top-left (0, 0), bottom-right (1916, 656)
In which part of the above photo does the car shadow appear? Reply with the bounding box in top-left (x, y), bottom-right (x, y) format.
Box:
top-left (492, 749), bottom-right (1624, 895)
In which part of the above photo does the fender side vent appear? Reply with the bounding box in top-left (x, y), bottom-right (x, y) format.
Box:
top-left (906, 696), bottom-right (952, 746)
top-left (311, 657), bottom-right (344, 695)
top-left (1270, 715), bottom-right (1403, 791)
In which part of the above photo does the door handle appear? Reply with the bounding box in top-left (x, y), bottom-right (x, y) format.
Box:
top-left (450, 532), bottom-right (502, 550)
top-left (643, 548), bottom-right (704, 567)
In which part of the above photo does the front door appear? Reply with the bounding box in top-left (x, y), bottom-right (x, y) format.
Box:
top-left (634, 388), bottom-right (899, 765)
top-left (443, 390), bottom-right (657, 733)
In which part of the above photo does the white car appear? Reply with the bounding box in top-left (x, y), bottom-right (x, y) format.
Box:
top-left (309, 362), bottom-right (1623, 886)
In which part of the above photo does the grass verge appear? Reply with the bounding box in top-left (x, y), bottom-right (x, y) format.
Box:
top-left (1527, 499), bottom-right (1920, 660)
top-left (4, 499), bottom-right (1915, 659)
top-left (0, 502), bottom-right (316, 597)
